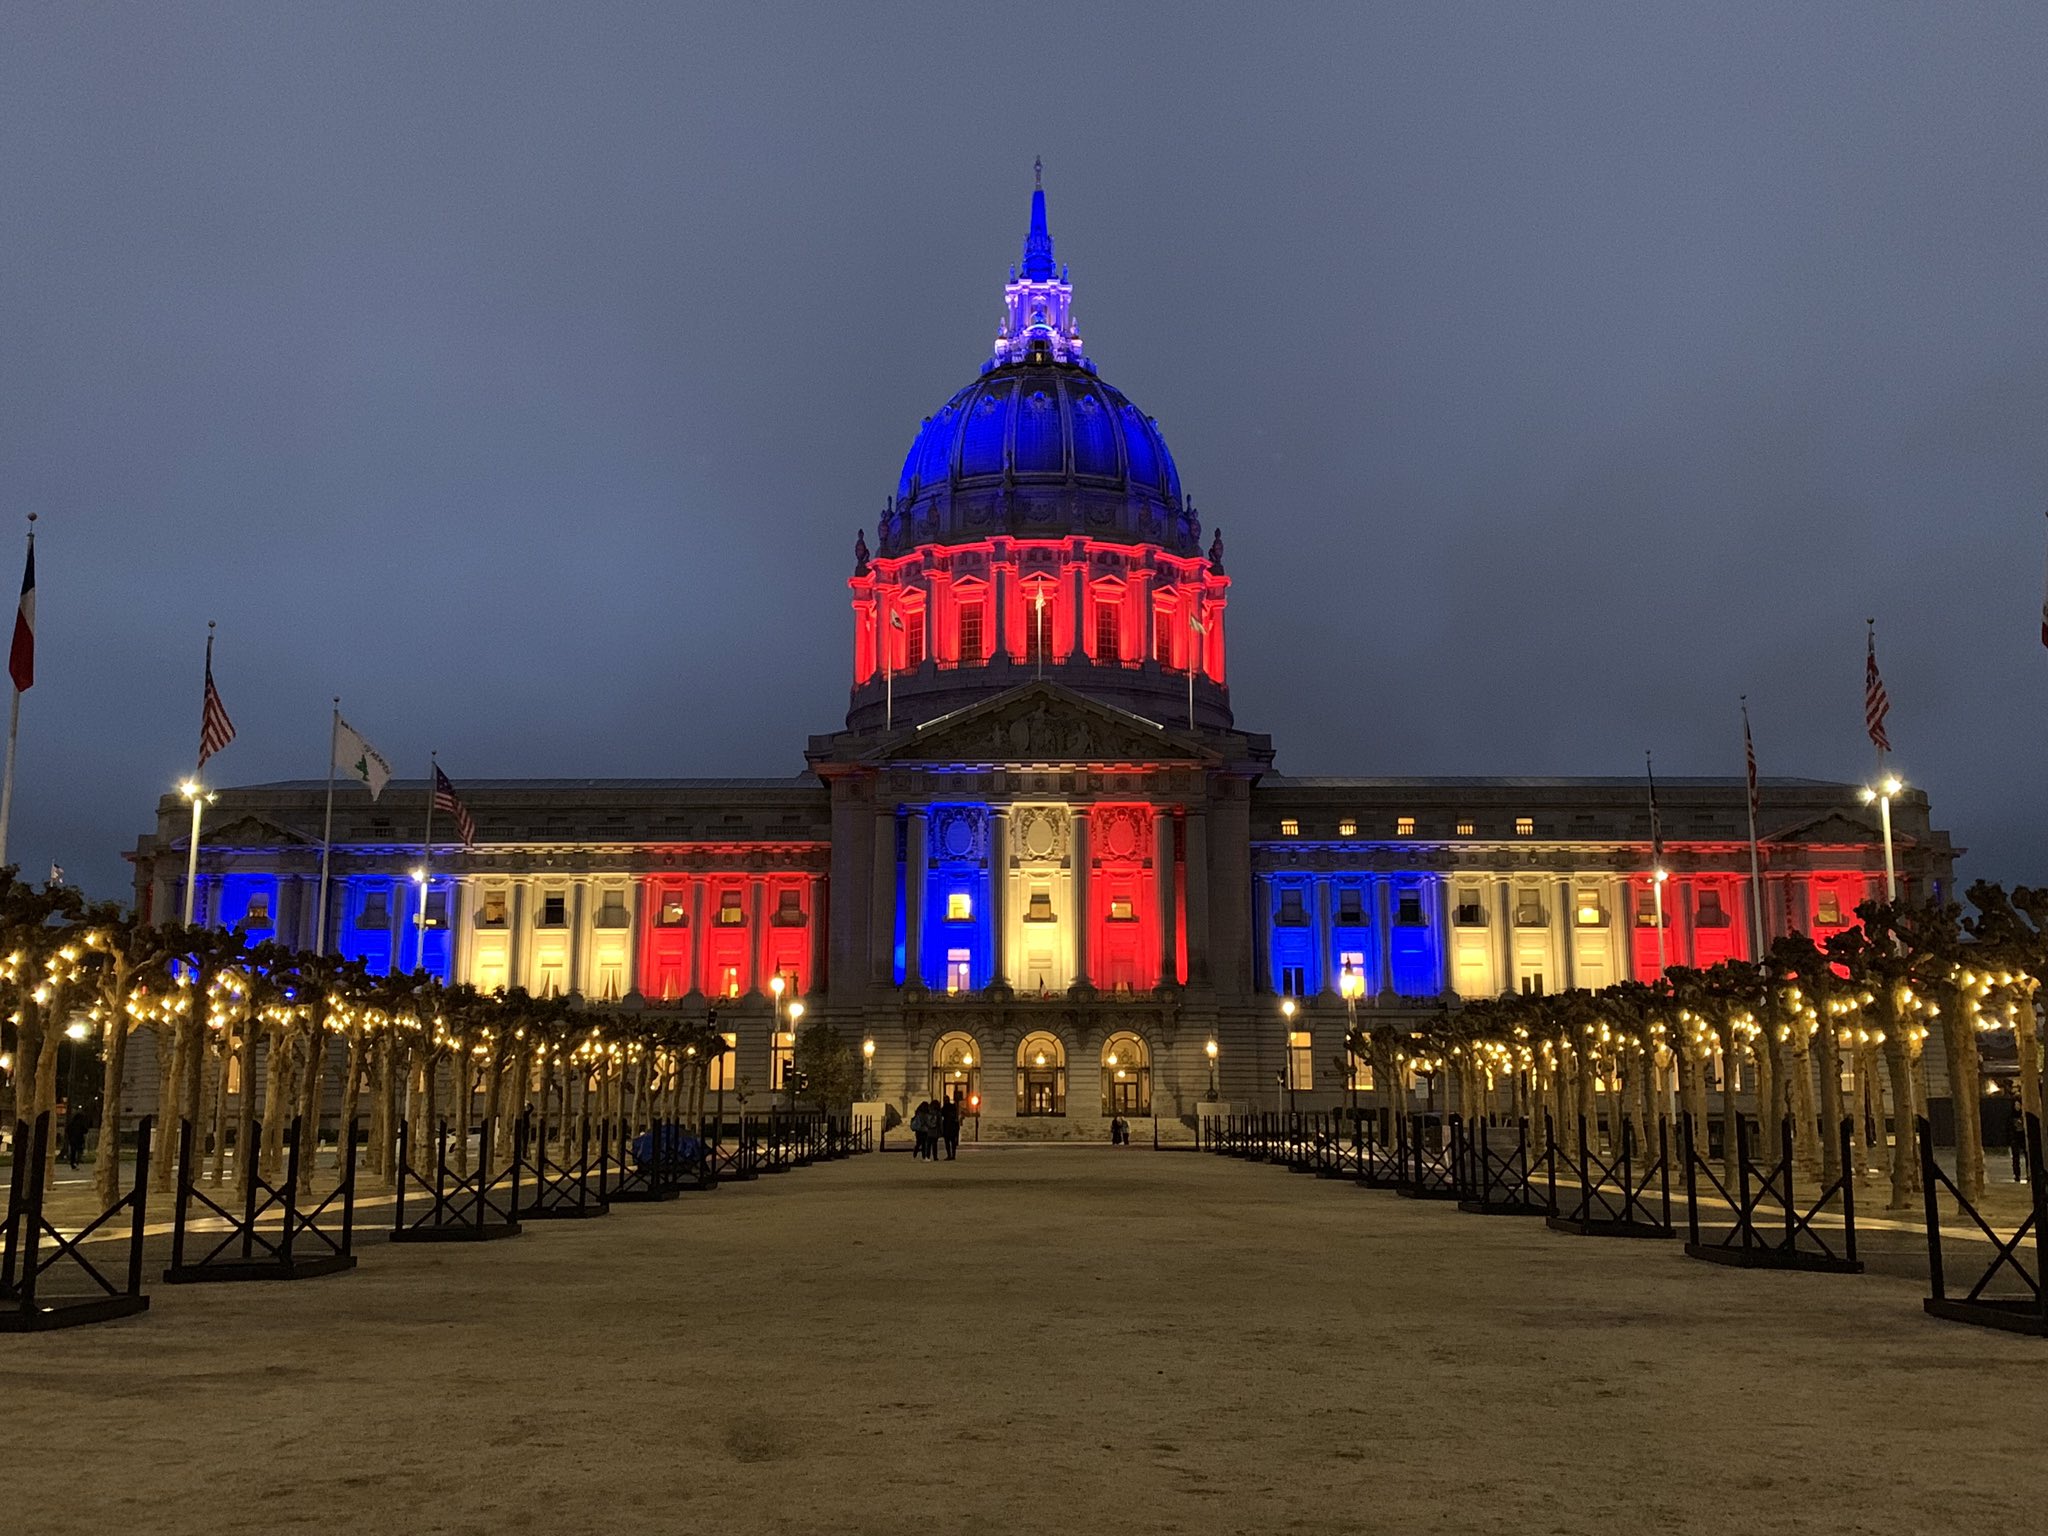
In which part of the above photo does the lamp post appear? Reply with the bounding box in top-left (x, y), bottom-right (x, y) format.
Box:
top-left (769, 973), bottom-right (786, 1096)
top-left (1339, 959), bottom-right (1364, 1126)
top-left (178, 779), bottom-right (214, 926)
top-left (1280, 996), bottom-right (1298, 1118)
top-left (411, 865), bottom-right (430, 974)
top-left (1651, 866), bottom-right (1669, 979)
top-left (1861, 773), bottom-right (1903, 901)
top-left (1205, 1037), bottom-right (1219, 1101)
top-left (861, 1036), bottom-right (875, 1100)
top-left (785, 998), bottom-right (804, 1112)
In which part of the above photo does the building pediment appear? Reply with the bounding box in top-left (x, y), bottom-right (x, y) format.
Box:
top-left (180, 812), bottom-right (316, 851)
top-left (858, 683), bottom-right (1217, 768)
top-left (1769, 812), bottom-right (1881, 847)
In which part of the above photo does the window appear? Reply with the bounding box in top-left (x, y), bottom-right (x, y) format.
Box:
top-left (1575, 890), bottom-right (1605, 927)
top-left (1514, 891), bottom-right (1545, 927)
top-left (1454, 890), bottom-right (1486, 926)
top-left (477, 892), bottom-right (508, 926)
top-left (1348, 1057), bottom-right (1375, 1092)
top-left (1396, 816), bottom-right (1416, 837)
top-left (716, 891), bottom-right (745, 926)
top-left (1395, 891), bottom-right (1424, 926)
top-left (1697, 889), bottom-right (1729, 928)
top-left (1336, 888), bottom-right (1365, 924)
top-left (706, 1031), bottom-right (737, 1092)
top-left (1024, 586), bottom-right (1053, 664)
top-left (244, 891), bottom-right (271, 923)
top-left (1520, 973), bottom-right (1545, 996)
top-left (904, 608), bottom-right (926, 668)
top-left (1338, 818), bottom-right (1357, 837)
top-left (1025, 888), bottom-right (1056, 922)
top-left (946, 892), bottom-right (973, 921)
top-left (1456, 820), bottom-right (1476, 837)
top-left (357, 889), bottom-right (390, 926)
top-left (423, 891), bottom-right (449, 926)
top-left (1280, 818), bottom-right (1300, 838)
top-left (774, 889), bottom-right (806, 925)
top-left (945, 949), bottom-right (972, 994)
top-left (1107, 895), bottom-right (1136, 921)
top-left (1287, 1030), bottom-right (1315, 1091)
top-left (1636, 887), bottom-right (1664, 927)
top-left (594, 890), bottom-right (629, 928)
top-left (1154, 607), bottom-right (1174, 665)
top-left (1816, 887), bottom-right (1842, 925)
top-left (1277, 889), bottom-right (1307, 925)
top-left (656, 895), bottom-right (687, 927)
top-left (1279, 964), bottom-right (1306, 997)
top-left (1026, 948), bottom-right (1054, 990)
top-left (1514, 817), bottom-right (1535, 838)
top-left (1337, 952), bottom-right (1366, 997)
top-left (959, 602), bottom-right (985, 665)
top-left (539, 894), bottom-right (567, 928)
top-left (1094, 599), bottom-right (1121, 661)
top-left (721, 965), bottom-right (741, 999)
top-left (772, 1030), bottom-right (797, 1090)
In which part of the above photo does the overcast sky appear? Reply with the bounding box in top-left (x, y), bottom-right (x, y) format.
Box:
top-left (4, 3), bottom-right (2046, 899)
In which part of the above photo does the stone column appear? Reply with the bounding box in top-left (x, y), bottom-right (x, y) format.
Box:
top-left (690, 878), bottom-right (708, 996)
top-left (989, 808), bottom-right (1011, 986)
top-left (870, 806), bottom-right (898, 986)
top-left (509, 882), bottom-right (528, 991)
top-left (1070, 807), bottom-right (1090, 986)
top-left (1434, 878), bottom-right (1454, 997)
top-left (807, 874), bottom-right (827, 995)
top-left (1496, 879), bottom-right (1516, 992)
top-left (749, 876), bottom-right (768, 994)
top-left (1184, 809), bottom-right (1210, 988)
top-left (905, 809), bottom-right (928, 989)
top-left (1154, 808), bottom-right (1176, 988)
top-left (1310, 877), bottom-right (1330, 996)
top-left (569, 879), bottom-right (588, 995)
top-left (1249, 872), bottom-right (1270, 993)
top-left (1554, 875), bottom-right (1576, 991)
top-left (1677, 876), bottom-right (1697, 969)
top-left (1375, 880), bottom-right (1394, 998)
top-left (827, 780), bottom-right (869, 1005)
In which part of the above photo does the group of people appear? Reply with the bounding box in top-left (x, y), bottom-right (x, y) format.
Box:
top-left (910, 1096), bottom-right (962, 1160)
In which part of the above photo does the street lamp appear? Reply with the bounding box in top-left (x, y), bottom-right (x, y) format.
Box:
top-left (178, 778), bottom-right (215, 926)
top-left (1280, 996), bottom-right (1298, 1117)
top-left (1339, 960), bottom-right (1365, 1125)
top-left (1205, 1037), bottom-right (1219, 1100)
top-left (769, 973), bottom-right (787, 1095)
top-left (861, 1035), bottom-right (875, 1099)
top-left (1860, 773), bottom-right (1904, 901)
top-left (785, 998), bottom-right (804, 1109)
top-left (411, 865), bottom-right (430, 974)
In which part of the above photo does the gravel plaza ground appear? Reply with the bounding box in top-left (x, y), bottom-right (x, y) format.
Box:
top-left (6, 1144), bottom-right (2044, 1536)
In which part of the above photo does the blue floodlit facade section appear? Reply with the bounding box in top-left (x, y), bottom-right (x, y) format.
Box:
top-left (919, 803), bottom-right (994, 992)
top-left (1263, 869), bottom-right (1446, 1000)
top-left (213, 873), bottom-right (278, 944)
top-left (333, 873), bottom-right (455, 981)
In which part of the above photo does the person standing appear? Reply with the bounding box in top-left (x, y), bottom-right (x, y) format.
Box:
top-left (942, 1095), bottom-right (961, 1161)
top-left (63, 1105), bottom-right (91, 1169)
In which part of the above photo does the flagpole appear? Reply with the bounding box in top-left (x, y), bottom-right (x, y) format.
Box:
top-left (0, 514), bottom-right (34, 869)
top-left (1646, 751), bottom-right (1667, 981)
top-left (1741, 697), bottom-right (1766, 963)
top-left (315, 697), bottom-right (339, 957)
top-left (182, 623), bottom-right (215, 926)
top-left (415, 752), bottom-right (436, 974)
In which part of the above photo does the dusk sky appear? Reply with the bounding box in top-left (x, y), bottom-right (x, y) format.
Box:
top-left (4, 4), bottom-right (2046, 899)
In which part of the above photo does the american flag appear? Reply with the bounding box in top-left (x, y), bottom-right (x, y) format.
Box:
top-left (198, 630), bottom-right (235, 767)
top-left (1864, 624), bottom-right (1891, 753)
top-left (432, 763), bottom-right (475, 846)
top-left (1645, 751), bottom-right (1663, 865)
top-left (1742, 700), bottom-right (1760, 823)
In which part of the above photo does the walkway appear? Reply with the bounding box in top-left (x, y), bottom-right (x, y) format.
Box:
top-left (9, 1146), bottom-right (2042, 1534)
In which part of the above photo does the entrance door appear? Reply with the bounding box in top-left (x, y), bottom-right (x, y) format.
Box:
top-left (1023, 1072), bottom-right (1061, 1116)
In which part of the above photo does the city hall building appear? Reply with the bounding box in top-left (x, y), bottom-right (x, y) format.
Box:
top-left (128, 185), bottom-right (1955, 1134)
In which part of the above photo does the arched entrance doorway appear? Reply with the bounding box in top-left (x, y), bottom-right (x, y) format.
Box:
top-left (1101, 1031), bottom-right (1151, 1116)
top-left (930, 1031), bottom-right (981, 1113)
top-left (1016, 1031), bottom-right (1067, 1117)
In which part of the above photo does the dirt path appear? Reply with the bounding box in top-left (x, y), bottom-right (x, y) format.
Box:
top-left (7, 1146), bottom-right (2041, 1534)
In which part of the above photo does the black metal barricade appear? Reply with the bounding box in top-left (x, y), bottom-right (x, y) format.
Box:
top-left (1394, 1113), bottom-right (1460, 1200)
top-left (1919, 1113), bottom-right (2046, 1336)
top-left (514, 1110), bottom-right (609, 1220)
top-left (391, 1116), bottom-right (522, 1241)
top-left (1457, 1116), bottom-right (1548, 1216)
top-left (708, 1115), bottom-right (758, 1181)
top-left (1682, 1115), bottom-right (1861, 1273)
top-left (1545, 1114), bottom-right (1673, 1238)
top-left (165, 1116), bottom-right (359, 1282)
top-left (1357, 1111), bottom-right (1404, 1188)
top-left (1, 1113), bottom-right (153, 1331)
top-left (595, 1117), bottom-right (674, 1204)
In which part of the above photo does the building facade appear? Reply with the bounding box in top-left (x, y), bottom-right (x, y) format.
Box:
top-left (128, 184), bottom-right (1955, 1135)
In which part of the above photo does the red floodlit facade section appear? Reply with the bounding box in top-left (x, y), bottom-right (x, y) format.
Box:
top-left (1087, 802), bottom-right (1166, 993)
top-left (850, 538), bottom-right (1227, 685)
top-left (1625, 868), bottom-right (1872, 978)
top-left (636, 862), bottom-right (824, 1002)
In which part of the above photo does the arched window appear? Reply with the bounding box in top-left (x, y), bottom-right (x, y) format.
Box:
top-left (930, 1031), bottom-right (982, 1113)
top-left (1101, 1031), bottom-right (1151, 1116)
top-left (1016, 1030), bottom-right (1067, 1117)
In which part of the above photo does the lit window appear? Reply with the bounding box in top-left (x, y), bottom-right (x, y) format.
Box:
top-left (244, 891), bottom-right (271, 923)
top-left (539, 894), bottom-right (567, 928)
top-left (1514, 817), bottom-right (1534, 837)
top-left (1108, 895), bottom-right (1136, 921)
top-left (1396, 816), bottom-right (1416, 837)
top-left (707, 1032), bottom-right (736, 1092)
top-left (1514, 891), bottom-right (1545, 926)
top-left (1338, 952), bottom-right (1366, 995)
top-left (946, 949), bottom-right (971, 994)
top-left (716, 891), bottom-right (745, 926)
top-left (946, 891), bottom-right (973, 921)
top-left (1816, 888), bottom-right (1841, 925)
top-left (1280, 818), bottom-right (1300, 837)
top-left (772, 1030), bottom-right (796, 1089)
top-left (722, 966), bottom-right (741, 999)
top-left (1338, 818), bottom-right (1357, 837)
top-left (657, 895), bottom-right (686, 926)
top-left (959, 602), bottom-right (985, 665)
top-left (1636, 887), bottom-right (1666, 927)
top-left (1287, 1030), bottom-right (1315, 1091)
top-left (1575, 891), bottom-right (1605, 927)
top-left (480, 892), bottom-right (508, 926)
top-left (1456, 820), bottom-right (1476, 837)
top-left (1348, 1057), bottom-right (1375, 1092)
top-left (1025, 888), bottom-right (1055, 922)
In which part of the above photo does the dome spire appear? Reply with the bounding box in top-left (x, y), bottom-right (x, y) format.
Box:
top-left (989, 165), bottom-right (1090, 372)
